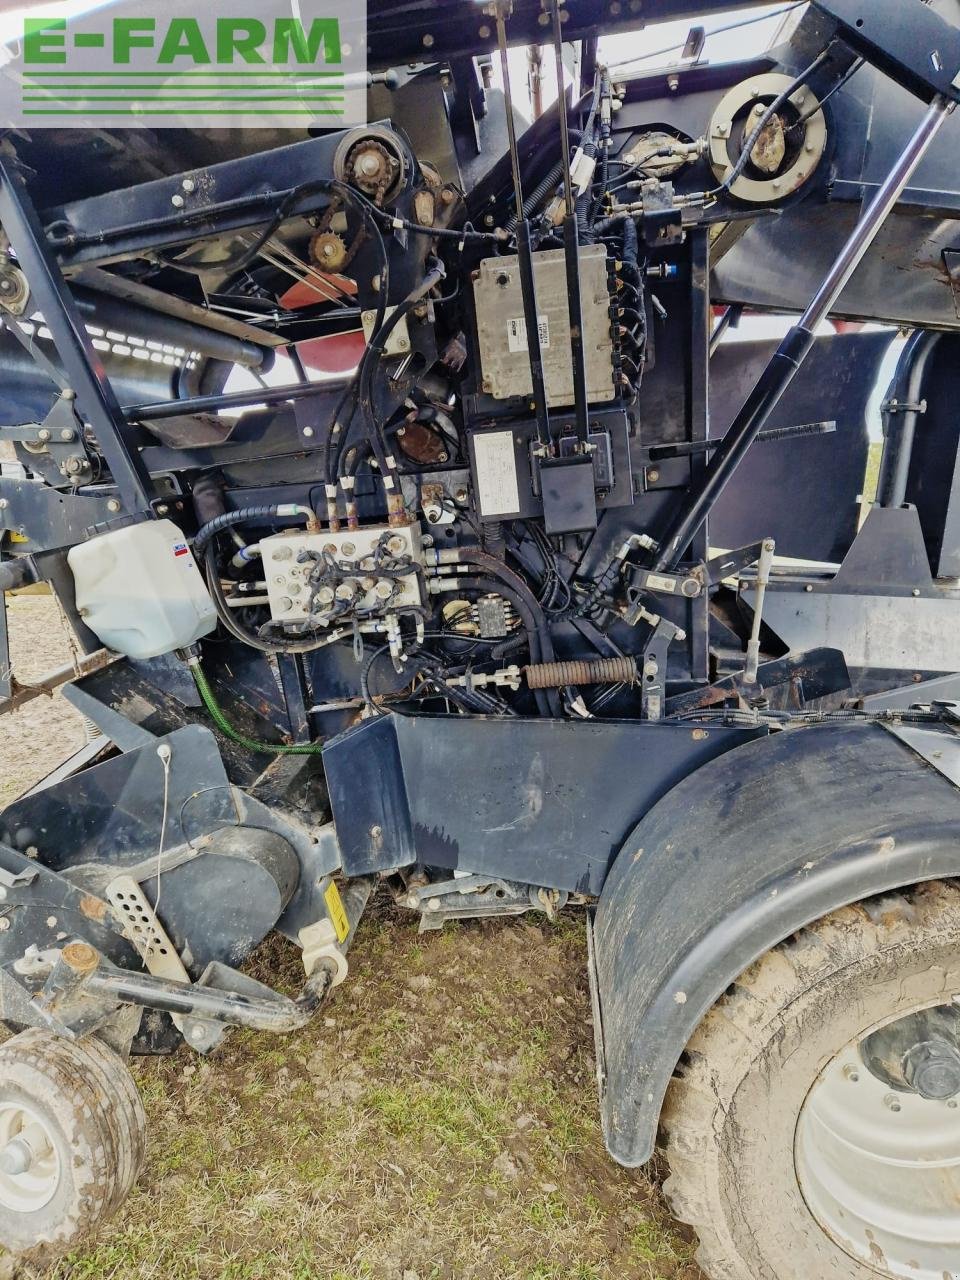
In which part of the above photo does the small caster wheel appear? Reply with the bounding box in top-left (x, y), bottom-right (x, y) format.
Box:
top-left (0, 1028), bottom-right (147, 1255)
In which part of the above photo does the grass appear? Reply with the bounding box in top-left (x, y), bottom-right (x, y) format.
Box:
top-left (1, 905), bottom-right (701, 1280)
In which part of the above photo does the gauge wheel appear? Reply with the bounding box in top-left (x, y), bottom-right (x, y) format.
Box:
top-left (660, 880), bottom-right (960, 1280)
top-left (0, 1028), bottom-right (147, 1255)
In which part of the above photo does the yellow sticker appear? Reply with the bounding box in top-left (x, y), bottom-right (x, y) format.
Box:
top-left (7, 532), bottom-right (28, 544)
top-left (324, 880), bottom-right (350, 943)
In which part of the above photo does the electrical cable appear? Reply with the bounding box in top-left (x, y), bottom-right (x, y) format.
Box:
top-left (706, 41), bottom-right (836, 199)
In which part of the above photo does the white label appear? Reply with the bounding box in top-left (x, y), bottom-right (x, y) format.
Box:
top-left (506, 315), bottom-right (550, 353)
top-left (645, 573), bottom-right (676, 594)
top-left (473, 431), bottom-right (521, 517)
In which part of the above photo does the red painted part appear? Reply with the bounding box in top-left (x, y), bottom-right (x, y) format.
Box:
top-left (280, 276), bottom-right (364, 374)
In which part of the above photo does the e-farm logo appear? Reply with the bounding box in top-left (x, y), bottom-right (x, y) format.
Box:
top-left (0, 1), bottom-right (367, 128)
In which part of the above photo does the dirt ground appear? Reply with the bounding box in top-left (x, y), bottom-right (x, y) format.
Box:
top-left (0, 599), bottom-right (702, 1280)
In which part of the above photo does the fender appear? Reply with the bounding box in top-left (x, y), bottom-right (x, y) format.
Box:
top-left (592, 718), bottom-right (960, 1167)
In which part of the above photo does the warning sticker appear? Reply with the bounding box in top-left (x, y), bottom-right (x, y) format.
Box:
top-left (324, 881), bottom-right (350, 943)
top-left (472, 430), bottom-right (521, 517)
top-left (506, 315), bottom-right (550, 353)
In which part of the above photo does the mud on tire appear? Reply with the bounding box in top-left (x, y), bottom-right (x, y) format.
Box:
top-left (659, 879), bottom-right (960, 1280)
top-left (0, 1028), bottom-right (147, 1256)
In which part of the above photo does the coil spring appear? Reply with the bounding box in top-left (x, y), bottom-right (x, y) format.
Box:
top-left (524, 656), bottom-right (637, 689)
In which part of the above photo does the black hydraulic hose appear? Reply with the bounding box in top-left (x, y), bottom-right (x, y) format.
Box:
top-left (876, 330), bottom-right (940, 509)
top-left (452, 575), bottom-right (553, 717)
top-left (506, 161), bottom-right (563, 235)
top-left (203, 544), bottom-right (342, 655)
top-left (457, 550), bottom-right (556, 662)
top-left (329, 263), bottom-right (445, 485)
top-left (193, 504), bottom-right (311, 556)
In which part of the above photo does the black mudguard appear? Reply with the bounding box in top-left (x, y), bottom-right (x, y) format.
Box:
top-left (592, 719), bottom-right (960, 1167)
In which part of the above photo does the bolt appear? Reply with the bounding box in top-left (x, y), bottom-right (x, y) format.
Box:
top-left (37, 428), bottom-right (50, 442)
top-left (427, 897), bottom-right (441, 911)
top-left (884, 1094), bottom-right (902, 1113)
top-left (422, 32), bottom-right (434, 47)
top-left (171, 193), bottom-right (185, 208)
top-left (438, 451), bottom-right (448, 463)
top-left (59, 427), bottom-right (73, 441)
top-left (805, 583), bottom-right (814, 592)
top-left (692, 728), bottom-right (708, 741)
top-left (190, 1025), bottom-right (206, 1043)
top-left (182, 178), bottom-right (196, 194)
top-left (441, 188), bottom-right (456, 205)
top-left (61, 388), bottom-right (76, 401)
top-left (455, 487), bottom-right (468, 503)
top-left (483, 214), bottom-right (495, 227)
top-left (370, 824), bottom-right (383, 838)
top-left (341, 541), bottom-right (356, 556)
top-left (913, 587), bottom-right (921, 597)
top-left (647, 468), bottom-right (660, 483)
top-left (62, 941), bottom-right (98, 974)
top-left (754, 103), bottom-right (766, 116)
top-left (302, 426), bottom-right (314, 438)
top-left (478, 23), bottom-right (491, 38)
top-left (0, 499), bottom-right (7, 510)
top-left (843, 1063), bottom-right (860, 1083)
top-left (156, 503), bottom-right (169, 515)
top-left (64, 456), bottom-right (84, 475)
top-left (107, 499), bottom-right (121, 513)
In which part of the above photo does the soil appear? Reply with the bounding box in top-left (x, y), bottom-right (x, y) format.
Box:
top-left (0, 598), bottom-right (703, 1280)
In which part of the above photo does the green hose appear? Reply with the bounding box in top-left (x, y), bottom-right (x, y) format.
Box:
top-left (190, 661), bottom-right (324, 755)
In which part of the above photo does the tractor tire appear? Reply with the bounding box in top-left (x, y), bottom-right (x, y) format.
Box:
top-left (0, 1028), bottom-right (147, 1255)
top-left (660, 879), bottom-right (960, 1280)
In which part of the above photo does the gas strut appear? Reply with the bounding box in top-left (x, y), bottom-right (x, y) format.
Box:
top-left (548, 0), bottom-right (590, 449)
top-left (494, 1), bottom-right (551, 450)
top-left (652, 91), bottom-right (956, 573)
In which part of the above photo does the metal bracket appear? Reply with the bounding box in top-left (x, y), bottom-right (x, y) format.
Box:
top-left (879, 711), bottom-right (960, 790)
top-left (943, 249), bottom-right (960, 321)
top-left (882, 397), bottom-right (928, 416)
top-left (2, 393), bottom-right (94, 489)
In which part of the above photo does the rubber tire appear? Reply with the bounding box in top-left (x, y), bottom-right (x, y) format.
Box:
top-left (0, 1029), bottom-right (147, 1255)
top-left (659, 879), bottom-right (960, 1280)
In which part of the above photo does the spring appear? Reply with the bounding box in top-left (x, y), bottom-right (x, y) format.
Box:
top-left (524, 656), bottom-right (637, 689)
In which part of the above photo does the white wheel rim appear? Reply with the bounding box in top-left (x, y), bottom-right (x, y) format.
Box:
top-left (0, 1100), bottom-right (61, 1214)
top-left (795, 1011), bottom-right (960, 1279)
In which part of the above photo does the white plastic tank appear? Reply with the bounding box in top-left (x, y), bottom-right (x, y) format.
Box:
top-left (68, 518), bottom-right (217, 659)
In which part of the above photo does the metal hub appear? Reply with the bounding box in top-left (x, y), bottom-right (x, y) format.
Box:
top-left (795, 1003), bottom-right (960, 1278)
top-left (0, 1100), bottom-right (61, 1213)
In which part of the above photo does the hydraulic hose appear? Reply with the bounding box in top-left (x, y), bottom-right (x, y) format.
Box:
top-left (189, 657), bottom-right (323, 754)
top-left (193, 504), bottom-right (313, 556)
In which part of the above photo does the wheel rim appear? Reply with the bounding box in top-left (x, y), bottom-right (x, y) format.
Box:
top-left (795, 1003), bottom-right (960, 1279)
top-left (0, 1100), bottom-right (61, 1214)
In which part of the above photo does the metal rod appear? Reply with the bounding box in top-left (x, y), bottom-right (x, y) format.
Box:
top-left (125, 376), bottom-right (348, 422)
top-left (653, 93), bottom-right (955, 572)
top-left (0, 158), bottom-right (156, 515)
top-left (551, 0), bottom-right (590, 445)
top-left (708, 303), bottom-right (741, 356)
top-left (86, 965), bottom-right (334, 1033)
top-left (495, 3), bottom-right (551, 447)
top-left (648, 419), bottom-right (836, 460)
